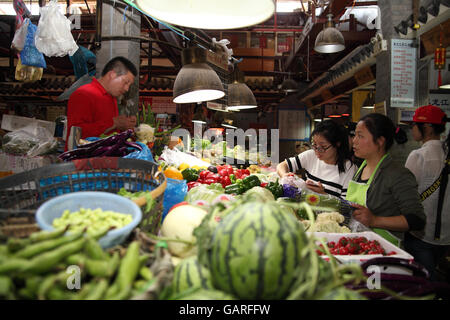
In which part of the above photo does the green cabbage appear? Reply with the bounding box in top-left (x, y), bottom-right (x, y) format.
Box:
top-left (185, 184), bottom-right (224, 204)
top-left (243, 186), bottom-right (275, 202)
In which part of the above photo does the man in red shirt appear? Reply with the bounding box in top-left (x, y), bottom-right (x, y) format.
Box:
top-left (65, 56), bottom-right (137, 150)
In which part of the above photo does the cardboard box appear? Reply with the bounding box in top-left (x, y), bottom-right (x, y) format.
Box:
top-left (1, 114), bottom-right (55, 134)
top-left (309, 231), bottom-right (414, 275)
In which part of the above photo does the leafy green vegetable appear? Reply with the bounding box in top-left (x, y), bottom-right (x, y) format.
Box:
top-left (117, 188), bottom-right (155, 213)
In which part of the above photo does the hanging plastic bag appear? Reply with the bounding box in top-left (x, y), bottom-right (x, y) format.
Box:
top-left (15, 56), bottom-right (43, 82)
top-left (11, 18), bottom-right (29, 51)
top-left (20, 20), bottom-right (47, 68)
top-left (35, 0), bottom-right (78, 57)
top-left (69, 46), bottom-right (96, 79)
top-left (162, 178), bottom-right (188, 223)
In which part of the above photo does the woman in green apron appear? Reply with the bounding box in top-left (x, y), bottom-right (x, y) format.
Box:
top-left (346, 113), bottom-right (426, 247)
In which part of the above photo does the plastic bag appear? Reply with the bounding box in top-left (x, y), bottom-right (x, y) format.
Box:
top-left (280, 174), bottom-right (307, 190)
top-left (2, 122), bottom-right (58, 156)
top-left (15, 56), bottom-right (43, 82)
top-left (160, 147), bottom-right (211, 169)
top-left (124, 141), bottom-right (154, 162)
top-left (69, 46), bottom-right (96, 79)
top-left (162, 178), bottom-right (188, 222)
top-left (35, 0), bottom-right (79, 57)
top-left (11, 18), bottom-right (29, 51)
top-left (20, 20), bottom-right (47, 68)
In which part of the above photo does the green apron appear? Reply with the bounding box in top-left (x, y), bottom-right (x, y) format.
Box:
top-left (346, 154), bottom-right (401, 246)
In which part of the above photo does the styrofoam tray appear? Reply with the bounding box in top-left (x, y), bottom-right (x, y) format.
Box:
top-left (308, 231), bottom-right (414, 275)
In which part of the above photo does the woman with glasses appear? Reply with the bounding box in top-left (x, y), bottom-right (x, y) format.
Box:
top-left (403, 105), bottom-right (449, 280)
top-left (346, 113), bottom-right (426, 247)
top-left (276, 120), bottom-right (356, 199)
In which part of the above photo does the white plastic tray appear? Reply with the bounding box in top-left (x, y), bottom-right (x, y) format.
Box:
top-left (308, 231), bottom-right (415, 275)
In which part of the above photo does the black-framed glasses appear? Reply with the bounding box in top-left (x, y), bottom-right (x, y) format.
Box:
top-left (311, 144), bottom-right (333, 153)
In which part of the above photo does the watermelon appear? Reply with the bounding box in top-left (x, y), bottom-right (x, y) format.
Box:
top-left (172, 256), bottom-right (213, 295)
top-left (176, 288), bottom-right (236, 300)
top-left (206, 201), bottom-right (307, 300)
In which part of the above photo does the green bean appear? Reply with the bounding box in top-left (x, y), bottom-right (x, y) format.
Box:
top-left (18, 288), bottom-right (34, 300)
top-left (104, 283), bottom-right (119, 300)
top-left (0, 244), bottom-right (8, 256)
top-left (108, 285), bottom-right (131, 300)
top-left (29, 226), bottom-right (69, 243)
top-left (85, 259), bottom-right (112, 278)
top-left (91, 226), bottom-right (113, 240)
top-left (139, 266), bottom-right (154, 282)
top-left (15, 232), bottom-right (84, 259)
top-left (0, 275), bottom-right (14, 297)
top-left (37, 274), bottom-right (59, 300)
top-left (21, 238), bottom-right (86, 275)
top-left (0, 258), bottom-right (30, 275)
top-left (85, 278), bottom-right (108, 300)
top-left (139, 254), bottom-right (151, 268)
top-left (7, 237), bottom-right (30, 253)
top-left (84, 236), bottom-right (108, 260)
top-left (133, 280), bottom-right (148, 291)
top-left (65, 253), bottom-right (87, 266)
top-left (115, 241), bottom-right (140, 291)
top-left (25, 276), bottom-right (43, 297)
top-left (47, 287), bottom-right (70, 300)
top-left (71, 282), bottom-right (94, 300)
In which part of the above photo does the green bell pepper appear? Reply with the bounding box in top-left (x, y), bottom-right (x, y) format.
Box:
top-left (265, 179), bottom-right (283, 199)
top-left (242, 175), bottom-right (261, 191)
top-left (229, 174), bottom-right (236, 184)
top-left (181, 168), bottom-right (199, 182)
top-left (225, 183), bottom-right (245, 195)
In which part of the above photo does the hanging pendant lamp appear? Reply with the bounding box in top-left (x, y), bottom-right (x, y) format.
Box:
top-left (227, 68), bottom-right (257, 111)
top-left (280, 78), bottom-right (299, 94)
top-left (173, 47), bottom-right (225, 104)
top-left (314, 14), bottom-right (345, 54)
top-left (134, 0), bottom-right (275, 30)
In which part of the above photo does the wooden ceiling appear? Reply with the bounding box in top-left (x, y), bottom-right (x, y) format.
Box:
top-left (0, 0), bottom-right (378, 107)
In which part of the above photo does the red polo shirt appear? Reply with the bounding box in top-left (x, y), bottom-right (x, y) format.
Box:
top-left (66, 78), bottom-right (118, 147)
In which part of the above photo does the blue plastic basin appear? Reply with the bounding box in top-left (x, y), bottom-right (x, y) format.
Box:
top-left (36, 191), bottom-right (142, 249)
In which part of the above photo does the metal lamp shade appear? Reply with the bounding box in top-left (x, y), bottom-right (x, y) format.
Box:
top-left (314, 15), bottom-right (345, 54)
top-left (280, 78), bottom-right (299, 93)
top-left (227, 82), bottom-right (257, 110)
top-left (173, 47), bottom-right (225, 104)
top-left (135, 0), bottom-right (275, 30)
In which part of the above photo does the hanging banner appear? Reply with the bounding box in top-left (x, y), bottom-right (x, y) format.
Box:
top-left (390, 39), bottom-right (416, 108)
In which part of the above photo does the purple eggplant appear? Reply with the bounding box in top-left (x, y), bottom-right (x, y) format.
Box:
top-left (361, 257), bottom-right (430, 279)
top-left (124, 140), bottom-right (143, 151)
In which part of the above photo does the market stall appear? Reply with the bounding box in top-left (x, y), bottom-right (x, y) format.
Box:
top-left (1, 116), bottom-right (449, 301)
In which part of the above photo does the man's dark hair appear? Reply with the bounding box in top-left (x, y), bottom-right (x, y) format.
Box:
top-left (101, 56), bottom-right (137, 77)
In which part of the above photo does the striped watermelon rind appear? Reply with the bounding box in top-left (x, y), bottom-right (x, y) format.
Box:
top-left (207, 201), bottom-right (308, 300)
top-left (172, 256), bottom-right (213, 295)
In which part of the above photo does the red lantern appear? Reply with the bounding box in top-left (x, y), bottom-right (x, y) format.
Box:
top-left (434, 46), bottom-right (446, 70)
top-left (435, 31), bottom-right (446, 87)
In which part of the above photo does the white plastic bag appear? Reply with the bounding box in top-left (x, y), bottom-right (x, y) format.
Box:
top-left (2, 122), bottom-right (58, 156)
top-left (35, 0), bottom-right (78, 57)
top-left (11, 18), bottom-right (30, 51)
top-left (280, 174), bottom-right (307, 190)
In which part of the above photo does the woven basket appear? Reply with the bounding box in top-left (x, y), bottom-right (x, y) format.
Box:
top-left (0, 157), bottom-right (166, 238)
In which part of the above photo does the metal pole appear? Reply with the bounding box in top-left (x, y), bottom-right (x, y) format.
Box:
top-left (95, 0), bottom-right (102, 49)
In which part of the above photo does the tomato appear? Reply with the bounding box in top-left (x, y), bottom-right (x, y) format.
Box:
top-left (218, 169), bottom-right (229, 177)
top-left (340, 248), bottom-right (349, 255)
top-left (328, 241), bottom-right (336, 248)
